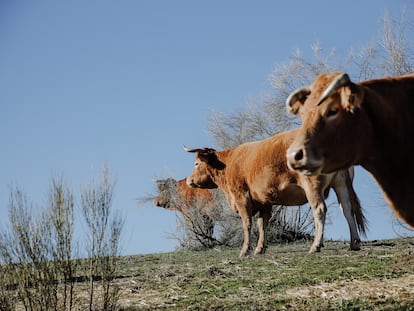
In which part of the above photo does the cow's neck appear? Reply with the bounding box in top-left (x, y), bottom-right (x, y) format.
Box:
top-left (365, 159), bottom-right (414, 227)
top-left (208, 150), bottom-right (231, 189)
top-left (360, 85), bottom-right (414, 227)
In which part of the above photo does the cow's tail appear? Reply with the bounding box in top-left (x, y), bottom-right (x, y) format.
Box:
top-left (345, 170), bottom-right (368, 237)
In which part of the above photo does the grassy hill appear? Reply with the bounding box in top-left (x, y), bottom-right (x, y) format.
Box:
top-left (111, 237), bottom-right (414, 310)
top-left (7, 237), bottom-right (413, 310)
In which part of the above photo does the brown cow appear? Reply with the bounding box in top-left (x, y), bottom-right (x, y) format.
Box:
top-left (154, 178), bottom-right (215, 238)
top-left (286, 72), bottom-right (414, 228)
top-left (184, 128), bottom-right (366, 258)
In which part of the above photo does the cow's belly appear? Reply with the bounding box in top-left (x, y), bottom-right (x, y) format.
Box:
top-left (274, 184), bottom-right (308, 206)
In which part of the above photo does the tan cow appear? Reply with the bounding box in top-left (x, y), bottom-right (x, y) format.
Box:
top-left (286, 72), bottom-right (414, 228)
top-left (154, 178), bottom-right (215, 239)
top-left (184, 128), bottom-right (366, 258)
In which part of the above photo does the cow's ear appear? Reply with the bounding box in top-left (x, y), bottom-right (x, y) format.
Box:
top-left (340, 83), bottom-right (364, 114)
top-left (199, 151), bottom-right (225, 170)
top-left (197, 148), bottom-right (216, 162)
top-left (197, 152), bottom-right (211, 163)
top-left (286, 87), bottom-right (311, 115)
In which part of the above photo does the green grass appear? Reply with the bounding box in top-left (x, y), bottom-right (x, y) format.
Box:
top-left (111, 238), bottom-right (414, 310)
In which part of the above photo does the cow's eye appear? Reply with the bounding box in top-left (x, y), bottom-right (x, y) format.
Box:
top-left (326, 107), bottom-right (338, 118)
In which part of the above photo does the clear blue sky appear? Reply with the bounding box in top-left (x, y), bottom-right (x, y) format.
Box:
top-left (1, 1), bottom-right (412, 256)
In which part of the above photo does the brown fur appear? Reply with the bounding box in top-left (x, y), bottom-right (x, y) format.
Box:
top-left (154, 178), bottom-right (216, 241)
top-left (287, 72), bottom-right (414, 228)
top-left (154, 178), bottom-right (214, 214)
top-left (185, 129), bottom-right (366, 257)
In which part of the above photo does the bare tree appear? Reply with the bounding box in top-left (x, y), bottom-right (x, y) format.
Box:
top-left (208, 94), bottom-right (294, 149)
top-left (379, 9), bottom-right (413, 76)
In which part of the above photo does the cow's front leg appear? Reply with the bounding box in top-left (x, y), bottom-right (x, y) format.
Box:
top-left (254, 207), bottom-right (272, 255)
top-left (309, 200), bottom-right (327, 253)
top-left (238, 207), bottom-right (252, 258)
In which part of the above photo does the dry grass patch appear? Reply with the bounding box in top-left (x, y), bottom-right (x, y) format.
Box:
top-left (285, 274), bottom-right (414, 301)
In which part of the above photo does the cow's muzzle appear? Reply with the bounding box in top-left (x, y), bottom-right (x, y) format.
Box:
top-left (186, 177), bottom-right (198, 188)
top-left (286, 147), bottom-right (323, 176)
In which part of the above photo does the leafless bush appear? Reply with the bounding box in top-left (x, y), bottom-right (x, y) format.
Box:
top-left (81, 166), bottom-right (124, 311)
top-left (169, 189), bottom-right (223, 250)
top-left (264, 206), bottom-right (314, 243)
top-left (0, 265), bottom-right (15, 310)
top-left (215, 204), bottom-right (313, 249)
top-left (0, 177), bottom-right (76, 310)
top-left (174, 210), bottom-right (218, 250)
top-left (0, 168), bottom-right (123, 310)
top-left (49, 176), bottom-right (76, 310)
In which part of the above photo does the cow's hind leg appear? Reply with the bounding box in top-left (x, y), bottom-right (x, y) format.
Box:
top-left (254, 207), bottom-right (272, 255)
top-left (332, 170), bottom-right (362, 251)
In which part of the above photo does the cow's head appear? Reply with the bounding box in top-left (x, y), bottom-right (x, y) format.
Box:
top-left (286, 72), bottom-right (370, 175)
top-left (153, 178), bottom-right (177, 209)
top-left (184, 146), bottom-right (223, 189)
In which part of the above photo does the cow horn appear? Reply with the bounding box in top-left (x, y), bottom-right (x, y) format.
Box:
top-left (317, 73), bottom-right (351, 106)
top-left (183, 145), bottom-right (203, 153)
top-left (183, 146), bottom-right (217, 154)
top-left (286, 86), bottom-right (311, 113)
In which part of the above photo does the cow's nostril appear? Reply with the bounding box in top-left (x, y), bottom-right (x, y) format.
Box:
top-left (187, 179), bottom-right (196, 188)
top-left (294, 149), bottom-right (304, 161)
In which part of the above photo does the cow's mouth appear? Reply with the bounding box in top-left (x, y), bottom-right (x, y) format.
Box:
top-left (287, 147), bottom-right (325, 176)
top-left (187, 180), bottom-right (199, 188)
top-left (287, 160), bottom-right (323, 176)
top-left (296, 166), bottom-right (322, 176)
top-left (155, 202), bottom-right (169, 209)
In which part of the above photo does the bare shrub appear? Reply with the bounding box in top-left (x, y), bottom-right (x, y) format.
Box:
top-left (0, 265), bottom-right (15, 310)
top-left (168, 188), bottom-right (223, 250)
top-left (263, 206), bottom-right (313, 243)
top-left (49, 176), bottom-right (76, 310)
top-left (81, 166), bottom-right (124, 311)
top-left (0, 168), bottom-right (123, 310)
top-left (0, 177), bottom-right (76, 311)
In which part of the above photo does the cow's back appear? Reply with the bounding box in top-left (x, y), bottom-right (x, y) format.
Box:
top-left (361, 75), bottom-right (414, 139)
top-left (223, 129), bottom-right (308, 206)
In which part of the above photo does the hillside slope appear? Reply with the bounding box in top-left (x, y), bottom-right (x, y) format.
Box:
top-left (111, 237), bottom-right (414, 310)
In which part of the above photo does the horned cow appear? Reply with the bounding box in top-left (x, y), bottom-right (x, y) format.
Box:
top-left (154, 178), bottom-right (216, 239)
top-left (286, 72), bottom-right (414, 227)
top-left (184, 128), bottom-right (366, 258)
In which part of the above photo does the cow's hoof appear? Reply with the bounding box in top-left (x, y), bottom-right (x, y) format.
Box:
top-left (309, 246), bottom-right (321, 253)
top-left (350, 244), bottom-right (361, 251)
top-left (254, 249), bottom-right (266, 256)
top-left (239, 250), bottom-right (250, 258)
top-left (350, 239), bottom-right (361, 251)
